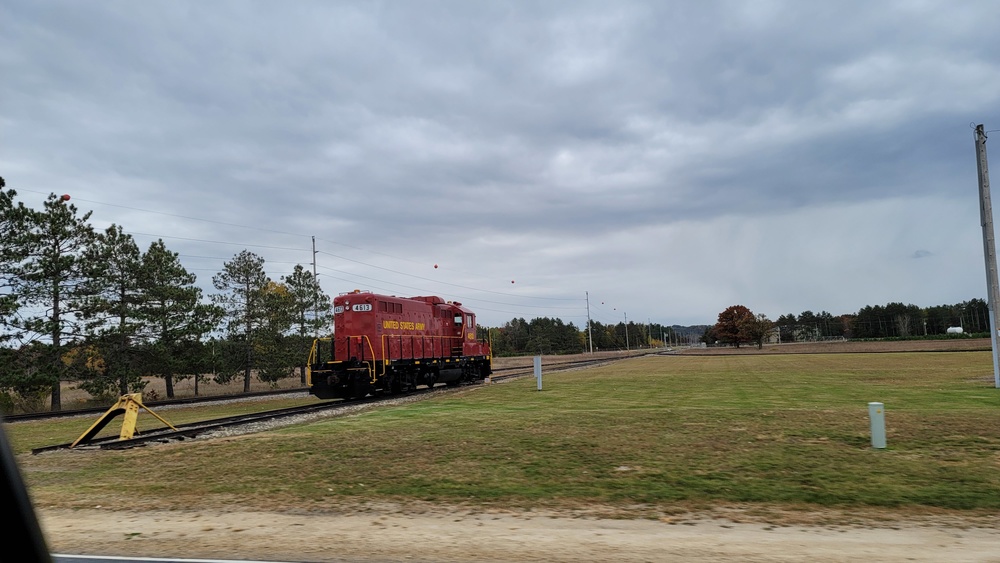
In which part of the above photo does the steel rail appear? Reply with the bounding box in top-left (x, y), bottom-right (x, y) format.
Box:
top-left (488, 354), bottom-right (646, 381)
top-left (6, 387), bottom-right (310, 423)
top-left (30, 386), bottom-right (448, 454)
top-left (30, 401), bottom-right (346, 454)
top-left (29, 355), bottom-right (642, 453)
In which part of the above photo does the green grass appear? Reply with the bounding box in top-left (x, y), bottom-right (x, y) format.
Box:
top-left (11, 353), bottom-right (1000, 512)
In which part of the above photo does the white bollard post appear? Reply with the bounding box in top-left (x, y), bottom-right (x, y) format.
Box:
top-left (534, 356), bottom-right (542, 391)
top-left (868, 402), bottom-right (886, 449)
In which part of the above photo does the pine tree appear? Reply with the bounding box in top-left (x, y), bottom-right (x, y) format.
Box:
top-left (212, 250), bottom-right (269, 392)
top-left (139, 240), bottom-right (221, 398)
top-left (282, 264), bottom-right (332, 383)
top-left (0, 177), bottom-right (30, 341)
top-left (78, 224), bottom-right (145, 397)
top-left (10, 193), bottom-right (97, 410)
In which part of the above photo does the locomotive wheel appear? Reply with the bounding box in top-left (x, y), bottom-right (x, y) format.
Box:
top-left (389, 375), bottom-right (403, 395)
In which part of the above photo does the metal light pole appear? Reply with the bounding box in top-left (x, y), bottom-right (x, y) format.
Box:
top-left (586, 291), bottom-right (594, 354)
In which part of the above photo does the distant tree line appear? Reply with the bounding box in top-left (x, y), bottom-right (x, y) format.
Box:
top-left (705, 299), bottom-right (991, 349)
top-left (484, 317), bottom-right (678, 356)
top-left (773, 299), bottom-right (989, 341)
top-left (1, 180), bottom-right (332, 412)
top-left (489, 297), bottom-right (992, 357)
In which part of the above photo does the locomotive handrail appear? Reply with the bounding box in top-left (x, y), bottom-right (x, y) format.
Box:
top-left (346, 335), bottom-right (377, 383)
top-left (306, 336), bottom-right (375, 383)
top-left (306, 337), bottom-right (334, 386)
top-left (307, 337), bottom-right (333, 366)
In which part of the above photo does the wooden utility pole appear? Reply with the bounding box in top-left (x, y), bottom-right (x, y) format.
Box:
top-left (312, 235), bottom-right (319, 337)
top-left (974, 124), bottom-right (1000, 388)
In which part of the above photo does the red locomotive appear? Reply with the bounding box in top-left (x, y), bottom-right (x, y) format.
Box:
top-left (307, 290), bottom-right (492, 399)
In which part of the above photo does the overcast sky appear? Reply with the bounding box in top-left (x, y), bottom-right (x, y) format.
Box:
top-left (3, 1), bottom-right (1000, 328)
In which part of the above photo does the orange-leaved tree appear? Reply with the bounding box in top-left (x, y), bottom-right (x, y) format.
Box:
top-left (714, 305), bottom-right (755, 348)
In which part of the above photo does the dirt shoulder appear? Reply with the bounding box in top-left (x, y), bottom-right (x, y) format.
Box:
top-left (38, 505), bottom-right (1000, 562)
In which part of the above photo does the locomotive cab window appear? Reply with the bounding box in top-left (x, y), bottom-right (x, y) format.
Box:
top-left (454, 314), bottom-right (463, 326)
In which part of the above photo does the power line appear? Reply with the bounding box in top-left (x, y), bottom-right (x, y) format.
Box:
top-left (315, 250), bottom-right (581, 301)
top-left (129, 232), bottom-right (309, 253)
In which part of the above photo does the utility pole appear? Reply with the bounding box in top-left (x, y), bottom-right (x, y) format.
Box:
top-left (624, 312), bottom-right (630, 352)
top-left (974, 124), bottom-right (1000, 388)
top-left (312, 236), bottom-right (319, 338)
top-left (586, 292), bottom-right (594, 354)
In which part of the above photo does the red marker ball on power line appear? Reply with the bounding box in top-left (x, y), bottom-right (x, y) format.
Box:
top-left (61, 194), bottom-right (71, 201)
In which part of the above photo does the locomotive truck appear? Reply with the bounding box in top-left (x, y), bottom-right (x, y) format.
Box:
top-left (307, 290), bottom-right (492, 399)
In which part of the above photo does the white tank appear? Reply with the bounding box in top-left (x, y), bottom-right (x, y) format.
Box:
top-left (946, 327), bottom-right (964, 334)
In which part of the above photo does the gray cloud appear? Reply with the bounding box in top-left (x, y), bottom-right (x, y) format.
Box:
top-left (3, 0), bottom-right (998, 326)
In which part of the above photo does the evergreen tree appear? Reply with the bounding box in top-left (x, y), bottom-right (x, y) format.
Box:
top-left (797, 310), bottom-right (820, 341)
top-left (282, 265), bottom-right (332, 383)
top-left (79, 224), bottom-right (146, 397)
top-left (212, 250), bottom-right (270, 392)
top-left (776, 313), bottom-right (797, 343)
top-left (0, 177), bottom-right (30, 342)
top-left (254, 281), bottom-right (296, 385)
top-left (139, 240), bottom-right (221, 398)
top-left (9, 193), bottom-right (97, 410)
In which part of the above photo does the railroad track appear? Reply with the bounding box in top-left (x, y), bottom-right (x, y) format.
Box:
top-left (28, 354), bottom-right (645, 454)
top-left (11, 354), bottom-right (648, 422)
top-left (5, 387), bottom-right (310, 423)
top-left (30, 382), bottom-right (478, 454)
top-left (31, 396), bottom-right (374, 454)
top-left (490, 354), bottom-right (648, 379)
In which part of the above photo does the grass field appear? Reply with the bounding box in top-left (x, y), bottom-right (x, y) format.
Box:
top-left (11, 352), bottom-right (1000, 515)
